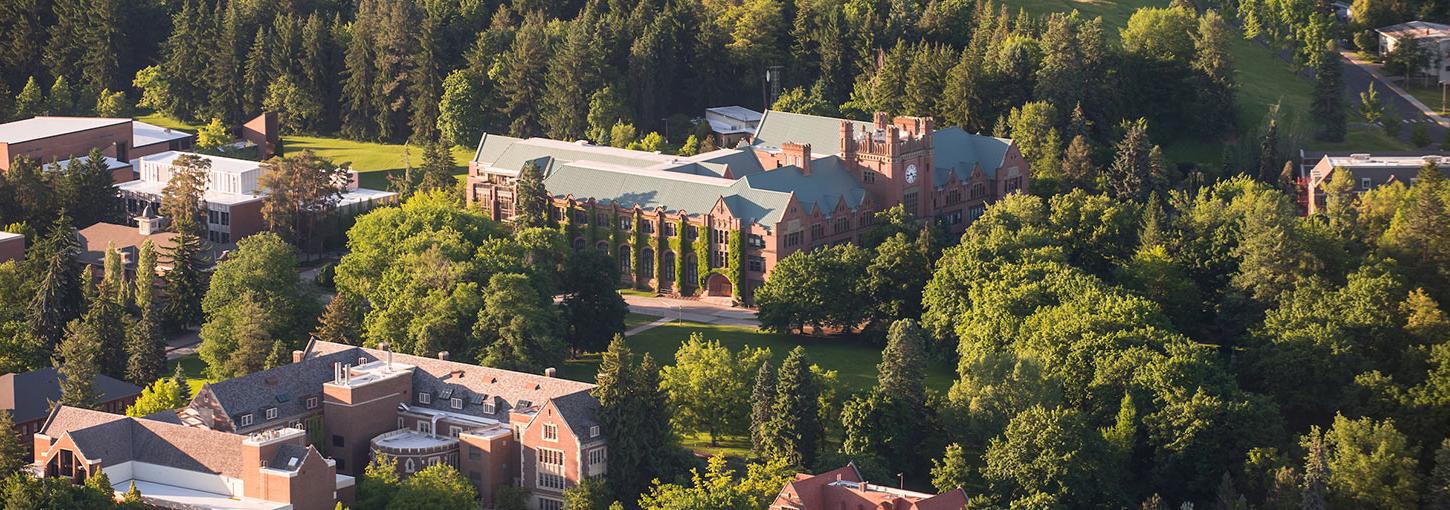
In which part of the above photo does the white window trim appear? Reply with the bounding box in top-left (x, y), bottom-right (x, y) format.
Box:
top-left (543, 423), bottom-right (558, 441)
top-left (449, 426), bottom-right (463, 437)
top-left (305, 396), bottom-right (319, 410)
top-left (418, 392), bottom-right (431, 404)
top-left (239, 414), bottom-right (253, 427)
top-left (265, 408), bottom-right (278, 420)
top-left (589, 425), bottom-right (599, 438)
top-left (450, 397), bottom-right (463, 410)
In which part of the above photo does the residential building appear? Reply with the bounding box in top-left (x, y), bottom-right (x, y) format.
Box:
top-left (0, 231), bottom-right (22, 263)
top-left (1377, 21), bottom-right (1450, 84)
top-left (116, 151), bottom-right (397, 245)
top-left (32, 406), bottom-right (352, 510)
top-left (705, 106), bottom-right (763, 148)
top-left (0, 116), bottom-right (193, 182)
top-left (1303, 153), bottom-right (1450, 214)
top-left (0, 368), bottom-right (142, 452)
top-left (466, 110), bottom-right (1025, 303)
top-left (175, 340), bottom-right (604, 510)
top-left (769, 463), bottom-right (969, 510)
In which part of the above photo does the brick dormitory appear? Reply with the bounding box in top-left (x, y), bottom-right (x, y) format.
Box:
top-left (466, 109), bottom-right (1027, 304)
top-left (31, 339), bottom-right (605, 510)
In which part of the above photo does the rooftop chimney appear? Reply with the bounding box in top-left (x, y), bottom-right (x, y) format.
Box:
top-left (291, 350), bottom-right (304, 364)
top-left (380, 341), bottom-right (392, 369)
top-left (782, 143), bottom-right (812, 176)
top-left (437, 351), bottom-right (449, 361)
top-left (544, 367), bottom-right (557, 378)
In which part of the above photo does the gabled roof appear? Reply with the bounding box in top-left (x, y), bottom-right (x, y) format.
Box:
top-left (200, 348), bottom-right (362, 427)
top-left (931, 127), bottom-right (1014, 182)
top-left (751, 110), bottom-right (864, 155)
top-left (40, 407), bottom-right (245, 478)
top-left (772, 462), bottom-right (970, 510)
top-left (0, 368), bottom-right (142, 424)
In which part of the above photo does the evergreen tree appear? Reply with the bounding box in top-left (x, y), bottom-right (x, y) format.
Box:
top-left (592, 337), bottom-right (678, 499)
top-left (171, 363), bottom-right (190, 404)
top-left (499, 16), bottom-right (551, 137)
top-left (134, 239), bottom-right (157, 312)
top-left (513, 161), bottom-right (549, 228)
top-left (124, 312), bottom-right (164, 385)
top-left (160, 227), bottom-right (207, 330)
top-left (0, 411), bottom-right (25, 478)
top-left (542, 17), bottom-right (603, 141)
top-left (205, 0), bottom-right (243, 124)
top-left (55, 318), bottom-right (101, 408)
top-left (761, 346), bottom-right (821, 468)
top-left (1258, 116), bottom-right (1282, 184)
top-left (242, 28), bottom-right (270, 114)
top-left (13, 77), bottom-right (42, 119)
top-left (1310, 47), bottom-right (1345, 142)
top-left (930, 443), bottom-right (971, 493)
top-left (560, 249), bottom-right (628, 354)
top-left (314, 293), bottom-right (362, 345)
top-left (1428, 439), bottom-right (1450, 510)
top-left (749, 360), bottom-right (775, 458)
top-left (1192, 9), bottom-right (1236, 136)
top-left (83, 292), bottom-right (126, 380)
top-left (1301, 429), bottom-right (1329, 510)
top-left (341, 0), bottom-right (379, 140)
top-left (44, 75), bottom-right (75, 115)
top-left (878, 319), bottom-right (928, 405)
top-left (29, 218), bottom-right (82, 348)
top-left (265, 339), bottom-right (288, 369)
top-left (1061, 134), bottom-right (1096, 192)
top-left (1214, 472), bottom-right (1246, 510)
top-left (406, 9), bottom-right (444, 144)
top-left (1103, 118), bottom-right (1154, 202)
top-left (416, 141), bottom-right (456, 194)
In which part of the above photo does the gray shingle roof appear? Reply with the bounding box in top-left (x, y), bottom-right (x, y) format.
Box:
top-left (269, 444), bottom-right (310, 471)
top-left (750, 110), bottom-right (862, 155)
top-left (0, 368), bottom-right (142, 424)
top-left (201, 349), bottom-right (361, 429)
top-left (40, 407), bottom-right (245, 478)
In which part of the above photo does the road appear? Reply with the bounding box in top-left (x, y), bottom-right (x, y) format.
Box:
top-left (1338, 50), bottom-right (1448, 141)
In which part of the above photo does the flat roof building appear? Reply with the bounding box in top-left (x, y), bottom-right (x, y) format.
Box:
top-left (1303, 153), bottom-right (1450, 214)
top-left (117, 151), bottom-right (397, 245)
top-left (0, 117), bottom-right (195, 183)
top-left (0, 231), bottom-right (23, 263)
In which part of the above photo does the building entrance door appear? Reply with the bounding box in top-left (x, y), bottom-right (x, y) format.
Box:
top-left (705, 273), bottom-right (732, 297)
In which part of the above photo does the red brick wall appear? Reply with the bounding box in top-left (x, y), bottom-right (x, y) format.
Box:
top-left (519, 401), bottom-right (582, 503)
top-left (225, 199), bottom-right (266, 241)
top-left (321, 373), bottom-right (410, 476)
top-left (0, 123), bottom-right (132, 171)
top-left (0, 235), bottom-right (24, 263)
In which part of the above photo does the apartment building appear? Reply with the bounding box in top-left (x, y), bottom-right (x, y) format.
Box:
top-left (466, 110), bottom-right (1025, 303)
top-left (116, 151), bottom-right (397, 245)
top-left (1303, 153), bottom-right (1450, 214)
top-left (770, 463), bottom-right (969, 510)
top-left (0, 116), bottom-right (193, 182)
top-left (174, 340), bottom-right (605, 510)
top-left (32, 406), bottom-right (351, 510)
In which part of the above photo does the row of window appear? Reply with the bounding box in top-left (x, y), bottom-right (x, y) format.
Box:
top-left (416, 391), bottom-right (498, 414)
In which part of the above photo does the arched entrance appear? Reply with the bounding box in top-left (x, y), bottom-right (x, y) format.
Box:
top-left (705, 273), bottom-right (732, 297)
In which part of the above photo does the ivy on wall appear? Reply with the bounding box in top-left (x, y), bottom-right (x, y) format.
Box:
top-left (695, 223), bottom-right (712, 290)
top-left (727, 230), bottom-right (744, 302)
top-left (671, 217), bottom-right (688, 295)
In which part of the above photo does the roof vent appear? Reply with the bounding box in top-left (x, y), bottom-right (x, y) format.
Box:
top-left (1350, 153), bottom-right (1372, 161)
top-left (437, 351), bottom-right (449, 361)
top-left (544, 367), bottom-right (556, 378)
top-left (288, 457), bottom-right (299, 468)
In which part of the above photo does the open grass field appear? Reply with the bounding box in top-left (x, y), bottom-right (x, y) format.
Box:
top-left (558, 321), bottom-right (957, 395)
top-left (135, 113), bottom-right (471, 190)
top-left (1001, 0), bottom-right (1407, 164)
top-left (164, 353), bottom-right (213, 398)
top-left (624, 312), bottom-right (664, 330)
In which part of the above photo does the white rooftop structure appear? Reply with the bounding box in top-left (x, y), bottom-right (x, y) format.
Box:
top-left (132, 121), bottom-right (193, 147)
top-left (705, 106), bottom-right (764, 136)
top-left (43, 155), bottom-right (131, 172)
top-left (0, 117), bottom-right (131, 144)
top-left (109, 479), bottom-right (289, 510)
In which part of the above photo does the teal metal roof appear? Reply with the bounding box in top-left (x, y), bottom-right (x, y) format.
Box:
top-left (751, 110), bottom-right (862, 154)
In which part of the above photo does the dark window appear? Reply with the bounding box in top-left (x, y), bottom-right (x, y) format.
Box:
top-left (641, 220), bottom-right (653, 234)
top-left (574, 210), bottom-right (588, 224)
top-left (784, 232), bottom-right (802, 247)
top-left (663, 222), bottom-right (677, 237)
top-left (748, 234), bottom-right (764, 248)
top-left (337, 458), bottom-right (345, 471)
top-left (834, 217), bottom-right (849, 234)
top-left (597, 213), bottom-right (609, 224)
top-left (947, 189), bottom-right (963, 205)
top-left (332, 435), bottom-right (345, 448)
top-left (748, 256), bottom-right (764, 272)
top-left (619, 217), bottom-right (632, 230)
top-left (663, 252), bottom-right (675, 281)
top-left (810, 224), bottom-right (824, 240)
top-left (685, 226), bottom-right (697, 239)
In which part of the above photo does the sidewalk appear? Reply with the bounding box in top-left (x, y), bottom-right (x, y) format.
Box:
top-left (621, 294), bottom-right (759, 330)
top-left (1341, 50), bottom-right (1450, 128)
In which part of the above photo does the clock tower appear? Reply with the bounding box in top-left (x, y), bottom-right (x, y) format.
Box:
top-left (840, 112), bottom-right (934, 218)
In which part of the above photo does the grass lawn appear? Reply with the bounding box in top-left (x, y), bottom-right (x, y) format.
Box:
top-left (624, 312), bottom-right (664, 330)
top-left (135, 113), bottom-right (471, 190)
top-left (558, 321), bottom-right (956, 395)
top-left (164, 353), bottom-right (214, 398)
top-left (618, 288), bottom-right (659, 298)
top-left (1405, 82), bottom-right (1450, 115)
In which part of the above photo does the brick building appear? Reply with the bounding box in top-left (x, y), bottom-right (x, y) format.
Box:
top-left (0, 116), bottom-right (193, 182)
top-left (1302, 153), bottom-right (1450, 214)
top-left (0, 231), bottom-right (22, 263)
top-left (0, 368), bottom-right (141, 452)
top-left (32, 406), bottom-right (351, 510)
top-left (116, 151), bottom-right (397, 245)
top-left (175, 340), bottom-right (604, 510)
top-left (466, 110), bottom-right (1025, 303)
top-left (770, 463), bottom-right (969, 510)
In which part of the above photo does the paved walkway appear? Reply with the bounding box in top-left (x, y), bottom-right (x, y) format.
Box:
top-left (1340, 50), bottom-right (1450, 132)
top-left (621, 294), bottom-right (759, 335)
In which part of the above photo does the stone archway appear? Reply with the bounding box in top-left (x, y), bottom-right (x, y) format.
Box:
top-left (705, 273), bottom-right (732, 297)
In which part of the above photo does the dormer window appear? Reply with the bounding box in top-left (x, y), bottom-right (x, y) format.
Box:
top-left (358, 357), bottom-right (367, 366)
top-left (265, 407), bottom-right (278, 420)
top-left (590, 425), bottom-right (600, 438)
top-left (451, 397), bottom-right (463, 410)
top-left (543, 423), bottom-right (558, 441)
top-left (483, 402), bottom-right (496, 414)
top-left (419, 392), bottom-right (432, 404)
top-left (305, 396), bottom-right (319, 410)
top-left (239, 414), bottom-right (254, 427)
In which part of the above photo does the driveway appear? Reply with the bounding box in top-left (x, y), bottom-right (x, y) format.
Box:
top-left (621, 294), bottom-right (759, 330)
top-left (1339, 50), bottom-right (1449, 140)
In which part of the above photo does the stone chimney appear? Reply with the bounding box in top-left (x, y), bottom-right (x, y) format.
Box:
top-left (544, 367), bottom-right (557, 378)
top-left (437, 351), bottom-right (449, 361)
top-left (782, 142), bottom-right (812, 175)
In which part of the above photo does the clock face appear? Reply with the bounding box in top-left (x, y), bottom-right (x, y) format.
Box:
top-left (905, 164), bottom-right (918, 184)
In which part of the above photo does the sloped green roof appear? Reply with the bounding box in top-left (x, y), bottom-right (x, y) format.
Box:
top-left (751, 110), bottom-right (862, 154)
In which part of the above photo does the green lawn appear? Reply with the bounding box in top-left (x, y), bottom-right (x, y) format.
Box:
top-left (558, 321), bottom-right (956, 395)
top-left (625, 312), bottom-right (665, 330)
top-left (135, 113), bottom-right (471, 190)
top-left (164, 353), bottom-right (214, 397)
